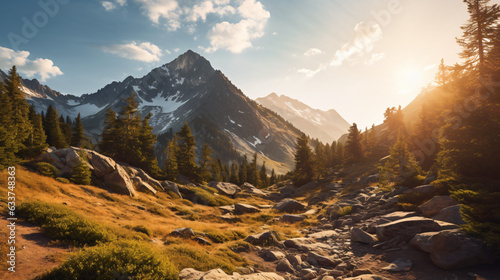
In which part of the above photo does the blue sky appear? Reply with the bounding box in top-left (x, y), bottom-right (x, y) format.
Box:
top-left (0, 0), bottom-right (494, 129)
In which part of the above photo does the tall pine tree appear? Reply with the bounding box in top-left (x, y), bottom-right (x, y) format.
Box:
top-left (293, 133), bottom-right (314, 187)
top-left (345, 123), bottom-right (364, 163)
top-left (176, 123), bottom-right (199, 181)
top-left (71, 113), bottom-right (88, 147)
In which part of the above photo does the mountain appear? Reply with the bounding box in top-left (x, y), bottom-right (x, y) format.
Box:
top-left (256, 93), bottom-right (351, 143)
top-left (3, 50), bottom-right (303, 174)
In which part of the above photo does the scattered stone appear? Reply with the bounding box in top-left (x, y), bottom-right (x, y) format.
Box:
top-left (375, 216), bottom-right (444, 242)
top-left (220, 214), bottom-right (241, 223)
top-left (410, 231), bottom-right (439, 252)
top-left (276, 258), bottom-right (295, 273)
top-left (353, 269), bottom-right (373, 276)
top-left (263, 250), bottom-right (285, 261)
top-left (308, 230), bottom-right (338, 240)
top-left (330, 269), bottom-right (344, 276)
top-left (419, 196), bottom-right (458, 217)
top-left (286, 254), bottom-right (302, 268)
top-left (307, 252), bottom-right (340, 268)
top-left (404, 184), bottom-right (435, 195)
top-left (350, 227), bottom-right (377, 244)
top-left (343, 275), bottom-right (389, 280)
top-left (382, 258), bottom-right (412, 272)
top-left (433, 205), bottom-right (465, 225)
top-left (179, 268), bottom-right (285, 280)
top-left (281, 214), bottom-right (305, 223)
top-left (380, 211), bottom-right (417, 221)
top-left (235, 203), bottom-right (261, 214)
top-left (194, 237), bottom-right (211, 246)
top-left (273, 198), bottom-right (306, 213)
top-left (170, 228), bottom-right (195, 238)
top-left (245, 231), bottom-right (282, 247)
top-left (219, 205), bottom-right (235, 214)
top-left (299, 269), bottom-right (317, 279)
top-left (208, 181), bottom-right (241, 196)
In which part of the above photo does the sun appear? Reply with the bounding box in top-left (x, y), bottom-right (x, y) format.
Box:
top-left (397, 68), bottom-right (424, 94)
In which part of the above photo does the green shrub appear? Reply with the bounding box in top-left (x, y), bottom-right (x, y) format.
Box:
top-left (36, 240), bottom-right (178, 280)
top-left (36, 162), bottom-right (60, 178)
top-left (18, 201), bottom-right (114, 246)
top-left (55, 177), bottom-right (70, 184)
top-left (204, 229), bottom-right (245, 243)
top-left (70, 153), bottom-right (92, 185)
top-left (132, 225), bottom-right (151, 237)
top-left (337, 206), bottom-right (352, 217)
top-left (252, 213), bottom-right (275, 223)
top-left (191, 186), bottom-right (233, 206)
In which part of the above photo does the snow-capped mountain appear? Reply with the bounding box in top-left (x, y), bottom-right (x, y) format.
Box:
top-left (3, 50), bottom-right (303, 173)
top-left (256, 93), bottom-right (351, 143)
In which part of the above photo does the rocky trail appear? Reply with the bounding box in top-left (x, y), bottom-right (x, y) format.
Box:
top-left (178, 180), bottom-right (500, 280)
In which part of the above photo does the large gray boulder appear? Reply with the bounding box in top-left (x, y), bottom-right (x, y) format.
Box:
top-left (375, 216), bottom-right (444, 242)
top-left (411, 229), bottom-right (494, 270)
top-left (419, 196), bottom-right (458, 217)
top-left (433, 205), bottom-right (465, 225)
top-left (307, 251), bottom-right (340, 268)
top-left (344, 275), bottom-right (388, 280)
top-left (179, 268), bottom-right (285, 280)
top-left (132, 177), bottom-right (157, 195)
top-left (281, 214), bottom-right (305, 223)
top-left (208, 181), bottom-right (241, 196)
top-left (103, 163), bottom-right (137, 196)
top-left (273, 198), bottom-right (306, 213)
top-left (351, 227), bottom-right (377, 244)
top-left (245, 231), bottom-right (282, 247)
top-left (86, 150), bottom-right (116, 177)
top-left (161, 180), bottom-right (183, 199)
top-left (238, 182), bottom-right (268, 198)
top-left (234, 203), bottom-right (261, 214)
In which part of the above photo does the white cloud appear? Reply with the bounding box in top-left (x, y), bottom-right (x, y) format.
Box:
top-left (101, 41), bottom-right (163, 62)
top-left (102, 0), bottom-right (127, 11)
top-left (134, 0), bottom-right (181, 30)
top-left (203, 0), bottom-right (270, 53)
top-left (304, 48), bottom-right (322, 57)
top-left (0, 46), bottom-right (63, 82)
top-left (187, 1), bottom-right (214, 22)
top-left (116, 0), bottom-right (127, 6)
top-left (173, 48), bottom-right (180, 52)
top-left (365, 52), bottom-right (385, 65)
top-left (331, 21), bottom-right (382, 67)
top-left (424, 64), bottom-right (436, 71)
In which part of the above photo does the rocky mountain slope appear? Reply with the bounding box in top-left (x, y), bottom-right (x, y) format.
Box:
top-left (2, 50), bottom-right (304, 173)
top-left (256, 93), bottom-right (350, 144)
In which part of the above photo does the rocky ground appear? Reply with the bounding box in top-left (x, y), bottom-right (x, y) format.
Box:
top-left (177, 180), bottom-right (500, 280)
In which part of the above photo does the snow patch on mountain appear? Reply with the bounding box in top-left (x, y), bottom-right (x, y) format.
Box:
top-left (74, 103), bottom-right (103, 118)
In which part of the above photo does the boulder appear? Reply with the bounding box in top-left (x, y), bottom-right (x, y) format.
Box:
top-left (281, 214), bottom-right (305, 223)
top-left (132, 177), bottom-right (157, 195)
top-left (344, 275), bottom-right (388, 280)
top-left (218, 205), bottom-right (235, 214)
top-left (410, 231), bottom-right (439, 252)
top-left (179, 268), bottom-right (285, 280)
top-left (170, 228), bottom-right (196, 238)
top-left (86, 150), bottom-right (116, 177)
top-left (286, 254), bottom-right (302, 267)
top-left (432, 205), bottom-right (465, 225)
top-left (238, 182), bottom-right (268, 197)
top-left (262, 250), bottom-right (285, 261)
top-left (103, 163), bottom-right (137, 196)
top-left (404, 184), bottom-right (435, 195)
top-left (273, 198), bottom-right (306, 213)
top-left (284, 238), bottom-right (332, 252)
top-left (380, 211), bottom-right (417, 221)
top-left (382, 258), bottom-right (412, 272)
top-left (208, 181), bottom-right (241, 196)
top-left (245, 231), bottom-right (282, 247)
top-left (308, 230), bottom-right (338, 240)
top-left (41, 151), bottom-right (65, 170)
top-left (194, 237), bottom-right (211, 246)
top-left (161, 180), bottom-right (183, 199)
top-left (351, 227), bottom-right (377, 244)
top-left (63, 149), bottom-right (88, 174)
top-left (234, 203), bottom-right (261, 214)
top-left (412, 229), bottom-right (494, 270)
top-left (307, 252), bottom-right (341, 268)
top-left (375, 216), bottom-right (444, 242)
top-left (419, 196), bottom-right (458, 217)
top-left (276, 258), bottom-right (295, 273)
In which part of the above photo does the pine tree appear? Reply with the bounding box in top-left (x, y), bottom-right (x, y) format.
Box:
top-left (200, 143), bottom-right (213, 182)
top-left (229, 163), bottom-right (239, 184)
top-left (259, 161), bottom-right (269, 188)
top-left (380, 130), bottom-right (421, 186)
top-left (60, 115), bottom-right (71, 146)
top-left (5, 66), bottom-right (31, 145)
top-left (99, 109), bottom-right (118, 156)
top-left (44, 105), bottom-right (67, 148)
top-left (293, 133), bottom-right (314, 187)
top-left (21, 106), bottom-right (48, 157)
top-left (71, 113), bottom-right (88, 147)
top-left (248, 153), bottom-right (261, 187)
top-left (176, 123), bottom-right (199, 181)
top-left (71, 153), bottom-right (92, 185)
top-left (239, 155), bottom-right (248, 184)
top-left (163, 135), bottom-right (179, 181)
top-left (314, 142), bottom-right (326, 177)
top-left (0, 81), bottom-right (16, 168)
top-left (435, 58), bottom-right (450, 87)
top-left (270, 169), bottom-right (277, 186)
top-left (383, 106), bottom-right (405, 141)
top-left (345, 123), bottom-right (364, 163)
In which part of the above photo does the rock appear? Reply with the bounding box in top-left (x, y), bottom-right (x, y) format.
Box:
top-left (63, 149), bottom-right (87, 174)
top-left (298, 181), bottom-right (317, 191)
top-left (307, 252), bottom-right (340, 268)
top-left (410, 231), bottom-right (440, 252)
top-left (299, 269), bottom-right (317, 279)
top-left (220, 214), bottom-right (241, 223)
top-left (419, 196), bottom-right (458, 217)
top-left (235, 203), bottom-right (261, 214)
top-left (170, 228), bottom-right (195, 238)
top-left (179, 268), bottom-right (285, 280)
top-left (284, 237), bottom-right (332, 252)
top-left (103, 163), bottom-right (137, 196)
top-left (41, 151), bottom-right (65, 170)
top-left (86, 150), bottom-right (116, 177)
top-left (179, 268), bottom-right (206, 280)
top-left (413, 229), bottom-right (494, 270)
top-left (382, 258), bottom-right (412, 272)
top-left (161, 180), bottom-right (183, 198)
top-left (238, 182), bottom-right (268, 197)
top-left (404, 184), bottom-right (435, 195)
top-left (276, 258), bottom-right (295, 273)
top-left (245, 231), bottom-right (282, 247)
top-left (353, 269), bottom-right (373, 276)
top-left (308, 230), bottom-right (338, 240)
top-left (350, 227), bottom-right (377, 244)
top-left (273, 198), bottom-right (306, 213)
top-left (286, 254), bottom-right (302, 267)
top-left (208, 181), bottom-right (241, 196)
top-left (262, 250), bottom-right (285, 261)
top-left (380, 211), bottom-right (417, 221)
top-left (375, 216), bottom-right (444, 242)
top-left (281, 214), bottom-right (305, 223)
top-left (194, 237), bottom-right (211, 246)
top-left (344, 274), bottom-right (389, 280)
top-left (132, 176), bottom-right (157, 195)
top-left (433, 205), bottom-right (465, 225)
top-left (219, 205), bottom-right (235, 214)
top-left (195, 269), bottom-right (230, 280)
top-left (133, 167), bottom-right (164, 191)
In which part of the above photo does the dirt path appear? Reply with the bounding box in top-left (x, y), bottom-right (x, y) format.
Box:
top-left (0, 218), bottom-right (71, 280)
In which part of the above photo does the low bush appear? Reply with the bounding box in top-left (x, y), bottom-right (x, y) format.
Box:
top-left (36, 240), bottom-right (178, 280)
top-left (132, 225), bottom-right (151, 237)
top-left (55, 177), bottom-right (70, 184)
top-left (35, 162), bottom-right (60, 178)
top-left (191, 186), bottom-right (233, 206)
top-left (204, 229), bottom-right (245, 243)
top-left (18, 201), bottom-right (114, 246)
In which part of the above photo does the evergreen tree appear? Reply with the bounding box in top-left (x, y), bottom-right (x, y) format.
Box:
top-left (163, 135), bottom-right (179, 181)
top-left (270, 169), bottom-right (277, 186)
top-left (314, 142), bottom-right (326, 177)
top-left (239, 155), bottom-right (248, 184)
top-left (248, 153), bottom-right (261, 186)
top-left (383, 106), bottom-right (405, 141)
top-left (44, 105), bottom-right (67, 148)
top-left (5, 66), bottom-right (31, 145)
top-left (138, 113), bottom-right (160, 176)
top-left (0, 81), bottom-right (16, 168)
top-left (200, 143), bottom-right (213, 182)
top-left (71, 153), bottom-right (92, 185)
top-left (293, 133), bottom-right (314, 187)
top-left (380, 130), bottom-right (421, 186)
top-left (71, 113), bottom-right (88, 147)
top-left (60, 115), bottom-right (71, 145)
top-left (259, 161), bottom-right (269, 188)
top-left (435, 58), bottom-right (450, 87)
top-left (211, 159), bottom-right (222, 182)
top-left (176, 123), bottom-right (199, 181)
top-left (229, 163), bottom-right (239, 184)
top-left (345, 123), bottom-right (364, 163)
top-left (99, 109), bottom-right (118, 156)
top-left (21, 106), bottom-right (47, 157)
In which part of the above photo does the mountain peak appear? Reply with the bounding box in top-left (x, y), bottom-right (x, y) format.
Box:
top-left (168, 49), bottom-right (212, 73)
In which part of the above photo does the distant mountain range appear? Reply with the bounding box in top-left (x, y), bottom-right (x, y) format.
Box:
top-left (256, 93), bottom-right (351, 143)
top-left (1, 50), bottom-right (306, 174)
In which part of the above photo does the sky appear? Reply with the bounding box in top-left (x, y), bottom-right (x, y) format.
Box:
top-left (0, 0), bottom-right (495, 129)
